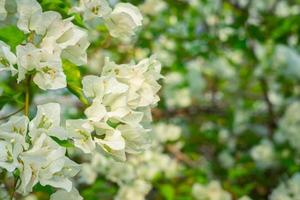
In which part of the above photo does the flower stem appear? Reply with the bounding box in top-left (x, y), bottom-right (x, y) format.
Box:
top-left (24, 75), bottom-right (32, 116)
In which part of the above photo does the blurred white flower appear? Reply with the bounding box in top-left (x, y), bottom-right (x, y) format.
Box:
top-left (250, 139), bottom-right (276, 169)
top-left (139, 0), bottom-right (166, 15)
top-left (115, 179), bottom-right (152, 200)
top-left (278, 102), bottom-right (300, 151)
top-left (153, 123), bottom-right (182, 143)
top-left (270, 173), bottom-right (300, 200)
top-left (0, 0), bottom-right (6, 20)
top-left (192, 181), bottom-right (232, 200)
top-left (238, 196), bottom-right (252, 200)
top-left (50, 187), bottom-right (83, 200)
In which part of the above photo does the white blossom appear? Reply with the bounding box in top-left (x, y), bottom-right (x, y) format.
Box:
top-left (192, 181), bottom-right (232, 200)
top-left (270, 173), bottom-right (300, 200)
top-left (18, 133), bottom-right (79, 194)
top-left (0, 116), bottom-right (29, 172)
top-left (0, 0), bottom-right (6, 20)
top-left (115, 179), bottom-right (151, 200)
top-left (72, 0), bottom-right (112, 21)
top-left (0, 41), bottom-right (17, 75)
top-left (104, 3), bottom-right (143, 39)
top-left (153, 123), bottom-right (182, 143)
top-left (278, 101), bottom-right (300, 151)
top-left (50, 187), bottom-right (83, 200)
top-left (101, 56), bottom-right (162, 109)
top-left (66, 119), bottom-right (95, 154)
top-left (16, 43), bottom-right (66, 90)
top-left (29, 103), bottom-right (68, 140)
top-left (250, 139), bottom-right (276, 169)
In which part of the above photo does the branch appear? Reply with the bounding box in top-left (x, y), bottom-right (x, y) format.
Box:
top-left (24, 75), bottom-right (32, 116)
top-left (259, 78), bottom-right (277, 136)
top-left (152, 105), bottom-right (227, 120)
top-left (166, 145), bottom-right (197, 167)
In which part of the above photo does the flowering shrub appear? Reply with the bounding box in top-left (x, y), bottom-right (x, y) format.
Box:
top-left (0, 0), bottom-right (162, 199)
top-left (1, 0), bottom-right (300, 200)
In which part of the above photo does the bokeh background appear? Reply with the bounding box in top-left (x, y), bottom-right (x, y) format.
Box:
top-left (2, 0), bottom-right (300, 199)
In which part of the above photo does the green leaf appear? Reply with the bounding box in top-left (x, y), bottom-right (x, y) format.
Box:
top-left (51, 136), bottom-right (74, 148)
top-left (0, 25), bottom-right (25, 49)
top-left (63, 60), bottom-right (89, 106)
top-left (0, 83), bottom-right (23, 109)
top-left (159, 184), bottom-right (175, 200)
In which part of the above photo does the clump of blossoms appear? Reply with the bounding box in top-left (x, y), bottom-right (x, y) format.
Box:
top-left (192, 181), bottom-right (253, 200)
top-left (276, 101), bottom-right (300, 151)
top-left (250, 139), bottom-right (276, 169)
top-left (0, 0), bottom-right (162, 199)
top-left (192, 181), bottom-right (232, 200)
top-left (71, 0), bottom-right (143, 39)
top-left (77, 122), bottom-right (182, 200)
top-left (269, 173), bottom-right (300, 200)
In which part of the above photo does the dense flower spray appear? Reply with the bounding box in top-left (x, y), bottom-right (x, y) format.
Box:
top-left (0, 0), bottom-right (162, 199)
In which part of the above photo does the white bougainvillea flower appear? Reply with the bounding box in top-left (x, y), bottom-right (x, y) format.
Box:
top-left (16, 43), bottom-right (67, 90)
top-left (18, 134), bottom-right (52, 194)
top-left (84, 100), bottom-right (107, 122)
top-left (61, 33), bottom-right (90, 65)
top-left (29, 103), bottom-right (68, 140)
top-left (0, 116), bottom-right (29, 148)
top-left (66, 119), bottom-right (95, 153)
top-left (82, 75), bottom-right (128, 99)
top-left (117, 124), bottom-right (150, 154)
top-left (16, 43), bottom-right (41, 78)
top-left (72, 0), bottom-right (112, 21)
top-left (29, 11), bottom-right (61, 36)
top-left (38, 149), bottom-right (80, 192)
top-left (0, 0), bottom-right (6, 20)
top-left (82, 75), bottom-right (129, 121)
top-left (0, 115), bottom-right (29, 136)
top-left (17, 0), bottom-right (90, 66)
top-left (44, 18), bottom-right (90, 65)
top-left (18, 133), bottom-right (79, 194)
top-left (50, 187), bottom-right (83, 200)
top-left (94, 128), bottom-right (125, 151)
top-left (33, 65), bottom-right (66, 90)
top-left (102, 56), bottom-right (162, 109)
top-left (0, 116), bottom-right (29, 172)
top-left (104, 3), bottom-right (143, 39)
top-left (79, 57), bottom-right (162, 160)
top-left (17, 0), bottom-right (62, 35)
top-left (0, 41), bottom-right (17, 75)
top-left (110, 110), bottom-right (144, 126)
top-left (0, 140), bottom-right (18, 172)
top-left (93, 122), bottom-right (126, 161)
top-left (16, 0), bottom-right (42, 33)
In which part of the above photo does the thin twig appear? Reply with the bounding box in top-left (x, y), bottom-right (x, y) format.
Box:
top-left (166, 145), bottom-right (196, 167)
top-left (259, 78), bottom-right (277, 136)
top-left (152, 105), bottom-right (227, 120)
top-left (24, 75), bottom-right (32, 116)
